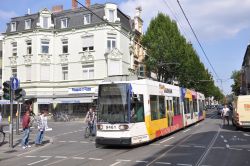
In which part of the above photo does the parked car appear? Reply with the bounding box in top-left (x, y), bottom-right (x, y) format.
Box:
top-left (217, 105), bottom-right (223, 115)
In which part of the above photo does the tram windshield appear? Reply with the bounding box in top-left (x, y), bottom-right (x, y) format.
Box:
top-left (97, 84), bottom-right (129, 123)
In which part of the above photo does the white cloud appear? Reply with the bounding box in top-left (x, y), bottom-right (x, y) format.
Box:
top-left (119, 0), bottom-right (250, 41)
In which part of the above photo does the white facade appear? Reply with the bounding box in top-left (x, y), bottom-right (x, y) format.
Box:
top-left (2, 3), bottom-right (132, 114)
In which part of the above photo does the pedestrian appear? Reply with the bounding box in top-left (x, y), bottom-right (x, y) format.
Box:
top-left (21, 110), bottom-right (31, 149)
top-left (0, 111), bottom-right (2, 124)
top-left (85, 108), bottom-right (96, 136)
top-left (35, 110), bottom-right (48, 146)
top-left (221, 104), bottom-right (230, 125)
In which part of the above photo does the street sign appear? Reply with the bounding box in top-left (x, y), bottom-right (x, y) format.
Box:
top-left (11, 77), bottom-right (19, 90)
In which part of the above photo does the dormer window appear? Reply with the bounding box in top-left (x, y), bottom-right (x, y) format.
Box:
top-left (83, 14), bottom-right (91, 25)
top-left (25, 19), bottom-right (31, 29)
top-left (43, 17), bottom-right (49, 28)
top-left (11, 22), bottom-right (16, 31)
top-left (109, 10), bottom-right (114, 22)
top-left (61, 18), bottom-right (68, 29)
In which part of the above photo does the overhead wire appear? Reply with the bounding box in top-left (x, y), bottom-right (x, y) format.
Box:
top-left (176, 0), bottom-right (220, 80)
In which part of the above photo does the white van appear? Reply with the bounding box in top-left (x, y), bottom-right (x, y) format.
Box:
top-left (232, 95), bottom-right (250, 129)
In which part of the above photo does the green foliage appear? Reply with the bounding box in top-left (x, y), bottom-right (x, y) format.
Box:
top-left (142, 13), bottom-right (223, 99)
top-left (230, 70), bottom-right (241, 96)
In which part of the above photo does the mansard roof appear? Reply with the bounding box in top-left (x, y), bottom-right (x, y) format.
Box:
top-left (5, 3), bottom-right (132, 34)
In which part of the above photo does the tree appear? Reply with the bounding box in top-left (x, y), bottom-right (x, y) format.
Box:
top-left (142, 13), bottom-right (223, 98)
top-left (231, 70), bottom-right (241, 96)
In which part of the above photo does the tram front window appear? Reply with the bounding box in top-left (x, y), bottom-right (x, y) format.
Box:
top-left (98, 84), bottom-right (129, 123)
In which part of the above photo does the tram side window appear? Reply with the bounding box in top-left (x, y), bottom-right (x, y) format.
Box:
top-left (150, 95), bottom-right (166, 120)
top-left (131, 94), bottom-right (145, 123)
top-left (150, 95), bottom-right (158, 120)
top-left (189, 101), bottom-right (193, 113)
top-left (173, 97), bottom-right (180, 115)
top-left (159, 96), bottom-right (166, 118)
top-left (193, 100), bottom-right (198, 112)
top-left (184, 98), bottom-right (189, 114)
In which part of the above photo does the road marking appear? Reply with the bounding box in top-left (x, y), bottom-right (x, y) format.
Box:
top-left (151, 143), bottom-right (160, 146)
top-left (25, 156), bottom-right (36, 158)
top-left (220, 135), bottom-right (224, 138)
top-left (69, 141), bottom-right (77, 143)
top-left (155, 162), bottom-right (171, 165)
top-left (116, 159), bottom-right (131, 162)
top-left (179, 145), bottom-right (190, 148)
top-left (72, 157), bottom-right (85, 160)
top-left (110, 161), bottom-right (121, 166)
top-left (55, 156), bottom-right (67, 159)
top-left (224, 140), bottom-right (228, 143)
top-left (194, 145), bottom-right (206, 148)
top-left (226, 144), bottom-right (230, 148)
top-left (195, 123), bottom-right (200, 127)
top-left (160, 137), bottom-right (174, 144)
top-left (89, 158), bottom-right (103, 161)
top-left (59, 141), bottom-right (66, 143)
top-left (27, 158), bottom-right (49, 165)
top-left (228, 147), bottom-right (242, 151)
top-left (212, 147), bottom-right (225, 149)
top-left (183, 129), bottom-right (190, 133)
top-left (80, 141), bottom-right (89, 143)
top-left (40, 156), bottom-right (51, 158)
top-left (164, 145), bottom-right (174, 147)
top-left (177, 164), bottom-right (192, 166)
top-left (136, 160), bottom-right (148, 163)
top-left (243, 133), bottom-right (250, 136)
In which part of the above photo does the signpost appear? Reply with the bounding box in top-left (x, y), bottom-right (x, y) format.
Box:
top-left (9, 77), bottom-right (19, 148)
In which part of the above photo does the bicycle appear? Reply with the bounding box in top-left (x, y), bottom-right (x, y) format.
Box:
top-left (84, 121), bottom-right (95, 138)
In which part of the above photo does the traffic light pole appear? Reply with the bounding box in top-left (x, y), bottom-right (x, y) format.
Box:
top-left (16, 101), bottom-right (20, 135)
top-left (9, 81), bottom-right (14, 148)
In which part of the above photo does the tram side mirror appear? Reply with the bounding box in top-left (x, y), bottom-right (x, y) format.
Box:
top-left (131, 94), bottom-right (140, 102)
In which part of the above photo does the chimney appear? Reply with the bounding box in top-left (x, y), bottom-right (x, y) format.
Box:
top-left (27, 8), bottom-right (31, 15)
top-left (72, 0), bottom-right (78, 10)
top-left (135, 6), bottom-right (142, 17)
top-left (52, 5), bottom-right (63, 13)
top-left (86, 0), bottom-right (90, 8)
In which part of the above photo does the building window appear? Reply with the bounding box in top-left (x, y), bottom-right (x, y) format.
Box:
top-left (11, 22), bottom-right (16, 32)
top-left (26, 40), bottom-right (32, 55)
top-left (82, 64), bottom-right (94, 80)
top-left (25, 19), bottom-right (31, 29)
top-left (61, 18), bottom-right (68, 28)
top-left (40, 65), bottom-right (50, 81)
top-left (12, 42), bottom-right (17, 56)
top-left (109, 10), bottom-right (114, 22)
top-left (41, 40), bottom-right (49, 54)
top-left (12, 67), bottom-right (17, 77)
top-left (43, 17), bottom-right (49, 28)
top-left (83, 14), bottom-right (91, 25)
top-left (62, 39), bottom-right (68, 53)
top-left (62, 65), bottom-right (68, 80)
top-left (82, 35), bottom-right (94, 51)
top-left (107, 36), bottom-right (116, 51)
top-left (26, 65), bottom-right (31, 81)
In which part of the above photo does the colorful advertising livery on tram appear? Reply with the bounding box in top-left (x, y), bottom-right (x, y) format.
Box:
top-left (95, 79), bottom-right (206, 146)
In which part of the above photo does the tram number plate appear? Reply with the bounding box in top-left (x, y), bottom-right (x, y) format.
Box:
top-left (105, 125), bottom-right (117, 130)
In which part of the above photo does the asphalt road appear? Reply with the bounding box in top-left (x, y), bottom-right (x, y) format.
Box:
top-left (1, 109), bottom-right (250, 166)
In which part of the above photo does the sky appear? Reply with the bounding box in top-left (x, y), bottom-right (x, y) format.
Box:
top-left (0, 0), bottom-right (249, 95)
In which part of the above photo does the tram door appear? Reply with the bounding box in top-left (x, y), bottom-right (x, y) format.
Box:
top-left (166, 97), bottom-right (173, 127)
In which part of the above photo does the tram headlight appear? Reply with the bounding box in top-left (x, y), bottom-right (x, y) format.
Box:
top-left (119, 125), bottom-right (129, 130)
top-left (97, 124), bottom-right (103, 130)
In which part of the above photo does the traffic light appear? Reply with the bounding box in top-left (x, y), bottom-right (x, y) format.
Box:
top-left (3, 81), bottom-right (11, 100)
top-left (14, 88), bottom-right (23, 101)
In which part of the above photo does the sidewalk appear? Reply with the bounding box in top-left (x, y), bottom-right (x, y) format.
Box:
top-left (0, 127), bottom-right (53, 161)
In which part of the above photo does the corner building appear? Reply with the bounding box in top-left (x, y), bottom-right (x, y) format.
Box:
top-left (2, 3), bottom-right (134, 116)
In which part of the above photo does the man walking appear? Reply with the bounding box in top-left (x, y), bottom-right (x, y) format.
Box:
top-left (21, 110), bottom-right (31, 149)
top-left (221, 104), bottom-right (230, 125)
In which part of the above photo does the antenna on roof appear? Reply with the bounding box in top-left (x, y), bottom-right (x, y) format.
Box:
top-left (27, 8), bottom-right (31, 15)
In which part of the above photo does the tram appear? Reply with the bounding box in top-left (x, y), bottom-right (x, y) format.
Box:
top-left (95, 79), bottom-right (206, 146)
